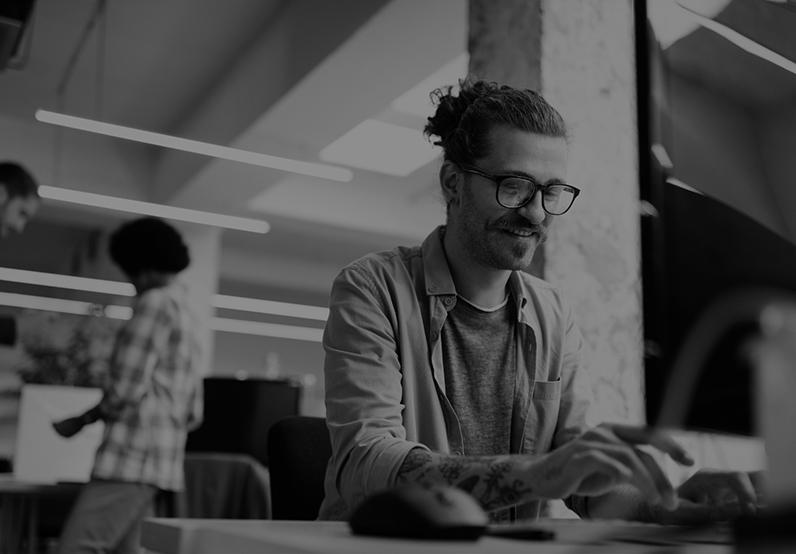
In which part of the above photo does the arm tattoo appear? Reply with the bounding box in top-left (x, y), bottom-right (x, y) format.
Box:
top-left (396, 448), bottom-right (433, 481)
top-left (396, 448), bottom-right (537, 512)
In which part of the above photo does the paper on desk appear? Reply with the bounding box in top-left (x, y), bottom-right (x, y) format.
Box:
top-left (13, 384), bottom-right (104, 483)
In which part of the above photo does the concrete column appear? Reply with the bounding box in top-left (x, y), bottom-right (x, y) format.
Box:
top-left (539, 0), bottom-right (643, 425)
top-left (468, 0), bottom-right (542, 90)
top-left (468, 0), bottom-right (644, 425)
top-left (173, 223), bottom-right (221, 376)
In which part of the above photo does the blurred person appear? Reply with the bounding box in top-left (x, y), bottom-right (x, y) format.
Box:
top-left (319, 80), bottom-right (761, 524)
top-left (53, 217), bottom-right (204, 554)
top-left (0, 162), bottom-right (41, 346)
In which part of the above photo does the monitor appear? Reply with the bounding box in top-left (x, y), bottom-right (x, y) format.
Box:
top-left (635, 0), bottom-right (796, 435)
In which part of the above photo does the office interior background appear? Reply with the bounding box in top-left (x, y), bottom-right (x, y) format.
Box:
top-left (0, 0), bottom-right (792, 482)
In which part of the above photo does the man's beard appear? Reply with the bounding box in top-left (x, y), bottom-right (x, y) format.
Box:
top-left (459, 208), bottom-right (548, 271)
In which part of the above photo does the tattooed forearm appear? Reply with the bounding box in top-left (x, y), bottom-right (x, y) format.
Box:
top-left (396, 448), bottom-right (433, 481)
top-left (396, 448), bottom-right (538, 512)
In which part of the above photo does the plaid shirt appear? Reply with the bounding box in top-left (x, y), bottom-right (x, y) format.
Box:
top-left (92, 282), bottom-right (204, 491)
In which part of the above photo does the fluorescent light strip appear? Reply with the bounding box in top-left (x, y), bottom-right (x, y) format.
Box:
top-left (211, 317), bottom-right (323, 343)
top-left (0, 266), bottom-right (328, 321)
top-left (213, 294), bottom-right (328, 321)
top-left (676, 2), bottom-right (796, 76)
top-left (0, 266), bottom-right (135, 296)
top-left (35, 110), bottom-right (354, 183)
top-left (0, 292), bottom-right (321, 341)
top-left (0, 292), bottom-right (110, 317)
top-left (651, 143), bottom-right (674, 170)
top-left (667, 177), bottom-right (704, 195)
top-left (39, 185), bottom-right (270, 234)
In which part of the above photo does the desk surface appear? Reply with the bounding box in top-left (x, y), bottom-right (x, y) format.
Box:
top-left (141, 518), bottom-right (735, 554)
top-left (0, 474), bottom-right (82, 494)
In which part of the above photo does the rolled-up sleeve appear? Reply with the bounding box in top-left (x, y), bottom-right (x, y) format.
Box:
top-left (323, 262), bottom-right (429, 511)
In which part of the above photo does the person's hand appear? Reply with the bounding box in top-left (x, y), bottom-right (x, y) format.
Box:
top-left (648, 469), bottom-right (763, 524)
top-left (529, 423), bottom-right (694, 510)
top-left (52, 416), bottom-right (85, 438)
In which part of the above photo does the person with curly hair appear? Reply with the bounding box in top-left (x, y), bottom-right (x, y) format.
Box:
top-left (53, 217), bottom-right (204, 554)
top-left (319, 80), bottom-right (760, 524)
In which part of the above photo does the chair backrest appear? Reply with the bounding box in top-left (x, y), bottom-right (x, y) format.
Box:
top-left (267, 416), bottom-right (331, 520)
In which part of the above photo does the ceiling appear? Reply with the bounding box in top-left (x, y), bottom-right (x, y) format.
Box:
top-left (1, 0), bottom-right (794, 298)
top-left (0, 0), bottom-right (468, 296)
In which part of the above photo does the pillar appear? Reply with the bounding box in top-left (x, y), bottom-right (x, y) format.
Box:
top-left (469, 0), bottom-right (644, 426)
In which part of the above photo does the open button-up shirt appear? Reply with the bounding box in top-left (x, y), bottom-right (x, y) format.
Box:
top-left (319, 226), bottom-right (592, 520)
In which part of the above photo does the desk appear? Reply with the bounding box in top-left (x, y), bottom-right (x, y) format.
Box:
top-left (0, 476), bottom-right (81, 554)
top-left (141, 518), bottom-right (736, 554)
top-left (0, 453), bottom-right (270, 554)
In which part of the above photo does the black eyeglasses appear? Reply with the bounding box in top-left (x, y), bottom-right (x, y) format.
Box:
top-left (459, 166), bottom-right (580, 216)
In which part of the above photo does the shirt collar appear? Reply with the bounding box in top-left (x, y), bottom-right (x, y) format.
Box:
top-left (421, 225), bottom-right (532, 314)
top-left (421, 226), bottom-right (457, 297)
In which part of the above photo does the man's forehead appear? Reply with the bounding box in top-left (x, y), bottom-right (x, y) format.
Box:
top-left (482, 127), bottom-right (568, 164)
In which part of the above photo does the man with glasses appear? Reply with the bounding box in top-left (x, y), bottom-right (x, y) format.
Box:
top-left (319, 80), bottom-right (759, 524)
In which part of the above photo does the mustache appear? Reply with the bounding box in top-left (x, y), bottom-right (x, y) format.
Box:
top-left (489, 217), bottom-right (548, 239)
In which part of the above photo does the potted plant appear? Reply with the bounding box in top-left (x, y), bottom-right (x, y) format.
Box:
top-left (12, 307), bottom-right (120, 483)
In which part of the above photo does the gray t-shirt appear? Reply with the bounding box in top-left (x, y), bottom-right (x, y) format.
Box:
top-left (441, 295), bottom-right (516, 457)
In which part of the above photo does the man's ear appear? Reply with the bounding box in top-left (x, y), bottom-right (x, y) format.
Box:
top-left (0, 186), bottom-right (8, 206)
top-left (439, 161), bottom-right (462, 208)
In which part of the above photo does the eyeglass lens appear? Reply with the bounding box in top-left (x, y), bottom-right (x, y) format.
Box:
top-left (497, 178), bottom-right (575, 215)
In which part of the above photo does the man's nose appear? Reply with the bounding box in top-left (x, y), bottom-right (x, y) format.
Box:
top-left (516, 191), bottom-right (546, 225)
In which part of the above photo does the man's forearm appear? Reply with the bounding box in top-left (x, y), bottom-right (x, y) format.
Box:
top-left (396, 447), bottom-right (545, 512)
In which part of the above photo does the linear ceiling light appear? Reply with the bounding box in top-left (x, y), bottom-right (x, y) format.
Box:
top-left (213, 294), bottom-right (328, 321)
top-left (0, 266), bottom-right (328, 321)
top-left (0, 266), bottom-right (135, 296)
top-left (35, 110), bottom-right (354, 183)
top-left (0, 292), bottom-right (122, 317)
top-left (211, 317), bottom-right (322, 343)
top-left (0, 291), bottom-right (321, 342)
top-left (676, 2), bottom-right (796, 76)
top-left (39, 185), bottom-right (271, 234)
top-left (651, 143), bottom-right (674, 170)
top-left (667, 177), bottom-right (704, 195)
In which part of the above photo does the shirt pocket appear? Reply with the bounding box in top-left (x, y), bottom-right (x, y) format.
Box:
top-left (523, 378), bottom-right (562, 455)
top-left (532, 378), bottom-right (562, 401)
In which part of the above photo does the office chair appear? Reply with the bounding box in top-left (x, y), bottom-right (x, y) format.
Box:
top-left (267, 416), bottom-right (331, 520)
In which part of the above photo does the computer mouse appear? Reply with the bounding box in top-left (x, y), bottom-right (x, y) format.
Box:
top-left (349, 484), bottom-right (488, 540)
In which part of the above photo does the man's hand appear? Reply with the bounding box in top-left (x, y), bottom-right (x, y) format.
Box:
top-left (529, 424), bottom-right (694, 510)
top-left (52, 416), bottom-right (85, 438)
top-left (649, 469), bottom-right (763, 524)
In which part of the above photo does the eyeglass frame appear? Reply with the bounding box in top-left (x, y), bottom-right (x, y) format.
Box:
top-left (458, 165), bottom-right (581, 215)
